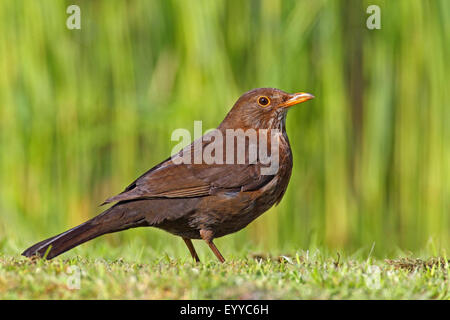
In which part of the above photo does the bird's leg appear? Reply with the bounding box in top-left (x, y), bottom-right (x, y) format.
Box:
top-left (206, 241), bottom-right (225, 263)
top-left (200, 229), bottom-right (225, 263)
top-left (183, 238), bottom-right (200, 262)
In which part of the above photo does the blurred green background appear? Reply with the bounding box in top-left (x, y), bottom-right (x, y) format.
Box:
top-left (0, 0), bottom-right (448, 260)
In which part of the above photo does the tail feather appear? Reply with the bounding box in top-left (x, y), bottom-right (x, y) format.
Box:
top-left (22, 203), bottom-right (148, 260)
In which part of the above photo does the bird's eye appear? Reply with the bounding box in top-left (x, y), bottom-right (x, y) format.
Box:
top-left (258, 96), bottom-right (270, 107)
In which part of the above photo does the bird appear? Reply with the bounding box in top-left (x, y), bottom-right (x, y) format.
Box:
top-left (22, 88), bottom-right (314, 262)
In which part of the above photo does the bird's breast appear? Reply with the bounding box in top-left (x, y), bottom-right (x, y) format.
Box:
top-left (196, 132), bottom-right (293, 237)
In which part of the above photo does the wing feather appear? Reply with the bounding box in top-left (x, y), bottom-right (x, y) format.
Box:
top-left (102, 137), bottom-right (273, 204)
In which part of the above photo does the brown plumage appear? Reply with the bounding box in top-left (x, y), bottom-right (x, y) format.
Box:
top-left (22, 88), bottom-right (314, 262)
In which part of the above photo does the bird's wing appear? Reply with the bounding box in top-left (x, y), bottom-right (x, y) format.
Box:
top-left (102, 155), bottom-right (272, 205)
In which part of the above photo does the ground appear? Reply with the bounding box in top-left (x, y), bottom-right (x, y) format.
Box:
top-left (0, 250), bottom-right (448, 299)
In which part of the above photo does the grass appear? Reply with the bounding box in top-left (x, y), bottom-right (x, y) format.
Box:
top-left (1, 249), bottom-right (448, 299)
top-left (0, 0), bottom-right (448, 259)
top-left (0, 0), bottom-right (448, 299)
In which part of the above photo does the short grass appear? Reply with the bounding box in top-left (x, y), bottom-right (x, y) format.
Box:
top-left (1, 250), bottom-right (448, 299)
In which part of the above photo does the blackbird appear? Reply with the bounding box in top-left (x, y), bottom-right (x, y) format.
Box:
top-left (22, 88), bottom-right (314, 262)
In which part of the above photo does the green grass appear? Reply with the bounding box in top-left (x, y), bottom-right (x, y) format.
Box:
top-left (0, 1), bottom-right (448, 300)
top-left (0, 0), bottom-right (448, 259)
top-left (1, 249), bottom-right (448, 299)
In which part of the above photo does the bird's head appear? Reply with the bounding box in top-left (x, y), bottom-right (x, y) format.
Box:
top-left (219, 88), bottom-right (314, 130)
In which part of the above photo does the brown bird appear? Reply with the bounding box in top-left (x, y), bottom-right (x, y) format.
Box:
top-left (22, 88), bottom-right (314, 262)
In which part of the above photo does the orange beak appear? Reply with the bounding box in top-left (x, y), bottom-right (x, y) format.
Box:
top-left (279, 92), bottom-right (315, 108)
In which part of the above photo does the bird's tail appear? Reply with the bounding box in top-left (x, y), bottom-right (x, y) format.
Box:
top-left (22, 202), bottom-right (149, 260)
